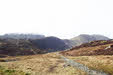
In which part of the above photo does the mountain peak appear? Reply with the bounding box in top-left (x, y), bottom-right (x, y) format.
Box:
top-left (64, 34), bottom-right (110, 47)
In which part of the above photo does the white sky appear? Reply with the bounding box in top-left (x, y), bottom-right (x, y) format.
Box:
top-left (0, 0), bottom-right (113, 39)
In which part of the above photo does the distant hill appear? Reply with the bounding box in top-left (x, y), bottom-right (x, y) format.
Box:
top-left (64, 34), bottom-right (110, 47)
top-left (61, 40), bottom-right (113, 56)
top-left (31, 36), bottom-right (69, 52)
top-left (0, 33), bottom-right (45, 39)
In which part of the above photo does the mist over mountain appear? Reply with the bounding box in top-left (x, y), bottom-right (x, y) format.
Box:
top-left (0, 33), bottom-right (45, 39)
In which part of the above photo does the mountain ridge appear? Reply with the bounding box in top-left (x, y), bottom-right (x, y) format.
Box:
top-left (64, 34), bottom-right (110, 47)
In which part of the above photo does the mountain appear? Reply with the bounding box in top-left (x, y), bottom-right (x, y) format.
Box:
top-left (0, 36), bottom-right (69, 56)
top-left (0, 34), bottom-right (70, 55)
top-left (31, 36), bottom-right (69, 52)
top-left (0, 33), bottom-right (110, 56)
top-left (63, 39), bottom-right (76, 48)
top-left (0, 33), bottom-right (45, 39)
top-left (64, 34), bottom-right (110, 47)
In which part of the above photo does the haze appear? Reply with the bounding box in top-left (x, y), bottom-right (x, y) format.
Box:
top-left (0, 0), bottom-right (113, 39)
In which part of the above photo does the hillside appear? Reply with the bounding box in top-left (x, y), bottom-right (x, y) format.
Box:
top-left (31, 37), bottom-right (69, 52)
top-left (60, 40), bottom-right (113, 75)
top-left (64, 34), bottom-right (110, 47)
top-left (0, 34), bottom-right (70, 53)
top-left (0, 38), bottom-right (45, 56)
top-left (63, 39), bottom-right (77, 48)
top-left (0, 39), bottom-right (113, 75)
top-left (0, 34), bottom-right (110, 51)
top-left (61, 40), bottom-right (113, 56)
top-left (0, 37), bottom-right (69, 56)
top-left (0, 34), bottom-right (111, 56)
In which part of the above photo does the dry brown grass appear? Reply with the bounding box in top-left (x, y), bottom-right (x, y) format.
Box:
top-left (60, 41), bottom-right (113, 75)
top-left (67, 55), bottom-right (113, 75)
top-left (61, 44), bottom-right (113, 56)
top-left (0, 52), bottom-right (87, 75)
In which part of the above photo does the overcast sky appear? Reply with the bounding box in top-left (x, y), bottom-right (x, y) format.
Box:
top-left (0, 0), bottom-right (113, 39)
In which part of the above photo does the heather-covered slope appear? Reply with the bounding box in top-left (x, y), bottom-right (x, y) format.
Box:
top-left (61, 40), bottom-right (113, 56)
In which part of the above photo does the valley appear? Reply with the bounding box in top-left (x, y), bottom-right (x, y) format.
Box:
top-left (0, 53), bottom-right (86, 75)
top-left (0, 34), bottom-right (113, 75)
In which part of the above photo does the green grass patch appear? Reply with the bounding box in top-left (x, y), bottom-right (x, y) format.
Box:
top-left (0, 66), bottom-right (30, 75)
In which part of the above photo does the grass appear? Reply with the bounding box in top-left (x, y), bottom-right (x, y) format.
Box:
top-left (0, 66), bottom-right (30, 75)
top-left (67, 55), bottom-right (113, 75)
top-left (100, 40), bottom-right (108, 44)
top-left (61, 41), bottom-right (113, 75)
top-left (0, 52), bottom-right (87, 75)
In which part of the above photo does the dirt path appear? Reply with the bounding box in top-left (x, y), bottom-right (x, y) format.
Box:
top-left (60, 55), bottom-right (109, 75)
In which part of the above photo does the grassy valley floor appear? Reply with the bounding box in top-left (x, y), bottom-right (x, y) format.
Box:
top-left (0, 53), bottom-right (86, 75)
